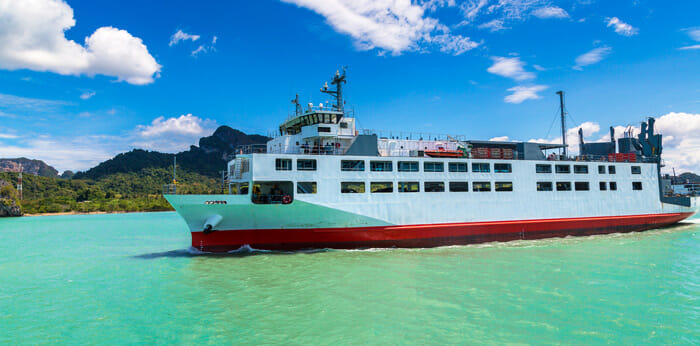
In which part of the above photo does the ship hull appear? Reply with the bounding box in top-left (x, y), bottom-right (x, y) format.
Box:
top-left (190, 212), bottom-right (694, 252)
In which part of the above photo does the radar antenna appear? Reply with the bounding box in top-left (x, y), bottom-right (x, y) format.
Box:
top-left (320, 67), bottom-right (347, 112)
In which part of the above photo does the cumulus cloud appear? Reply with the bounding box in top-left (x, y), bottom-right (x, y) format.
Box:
top-left (574, 46), bottom-right (612, 70)
top-left (0, 0), bottom-right (161, 85)
top-left (169, 30), bottom-right (200, 46)
top-left (281, 0), bottom-right (479, 55)
top-left (134, 114), bottom-right (217, 152)
top-left (532, 6), bottom-right (569, 19)
top-left (606, 17), bottom-right (638, 37)
top-left (487, 56), bottom-right (535, 81)
top-left (504, 85), bottom-right (548, 103)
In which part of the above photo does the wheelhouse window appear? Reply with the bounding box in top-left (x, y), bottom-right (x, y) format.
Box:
top-left (252, 181), bottom-right (294, 204)
top-left (341, 182), bottom-right (365, 193)
top-left (575, 182), bottom-right (590, 191)
top-left (495, 182), bottom-right (513, 192)
top-left (472, 163), bottom-right (490, 173)
top-left (574, 165), bottom-right (589, 174)
top-left (536, 164), bottom-right (552, 173)
top-left (494, 163), bottom-right (512, 173)
top-left (398, 182), bottom-right (419, 192)
top-left (297, 159), bottom-right (317, 171)
top-left (555, 165), bottom-right (571, 174)
top-left (448, 162), bottom-right (468, 172)
top-left (599, 182), bottom-right (607, 191)
top-left (608, 165), bottom-right (616, 174)
top-left (275, 158), bottom-right (292, 171)
top-left (609, 182), bottom-right (617, 191)
top-left (632, 182), bottom-right (643, 190)
top-left (449, 182), bottom-right (469, 192)
top-left (398, 161), bottom-right (419, 172)
top-left (556, 182), bottom-right (572, 191)
top-left (370, 161), bottom-right (393, 172)
top-left (473, 181), bottom-right (491, 192)
top-left (341, 160), bottom-right (365, 172)
top-left (598, 165), bottom-right (606, 174)
top-left (537, 182), bottom-right (553, 191)
top-left (371, 182), bottom-right (393, 193)
top-left (424, 162), bottom-right (444, 172)
top-left (631, 166), bottom-right (641, 174)
top-left (424, 182), bottom-right (445, 192)
top-left (297, 182), bottom-right (317, 194)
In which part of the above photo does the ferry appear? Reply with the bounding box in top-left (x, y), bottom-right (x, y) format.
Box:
top-left (165, 69), bottom-right (699, 252)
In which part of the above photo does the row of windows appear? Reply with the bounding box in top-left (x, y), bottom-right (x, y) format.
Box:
top-left (536, 164), bottom-right (641, 175)
top-left (536, 181), bottom-right (642, 191)
top-left (276, 158), bottom-right (512, 173)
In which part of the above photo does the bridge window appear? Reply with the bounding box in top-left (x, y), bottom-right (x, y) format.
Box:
top-left (371, 182), bottom-right (393, 193)
top-left (495, 182), bottom-right (513, 191)
top-left (341, 182), bottom-right (365, 193)
top-left (472, 163), bottom-right (490, 173)
top-left (631, 166), bottom-right (641, 174)
top-left (297, 159), bottom-right (317, 171)
top-left (599, 182), bottom-right (607, 191)
top-left (425, 182), bottom-right (445, 192)
top-left (449, 182), bottom-right (469, 192)
top-left (297, 182), bottom-right (317, 194)
top-left (494, 163), bottom-right (512, 173)
top-left (448, 162), bottom-right (468, 172)
top-left (574, 165), bottom-right (589, 174)
top-left (556, 182), bottom-right (572, 191)
top-left (575, 182), bottom-right (590, 191)
top-left (275, 158), bottom-right (292, 171)
top-left (341, 160), bottom-right (365, 171)
top-left (473, 181), bottom-right (491, 192)
top-left (555, 165), bottom-right (570, 174)
top-left (608, 165), bottom-right (616, 174)
top-left (598, 165), bottom-right (606, 174)
top-left (536, 164), bottom-right (552, 173)
top-left (632, 182), bottom-right (643, 190)
top-left (609, 182), bottom-right (617, 190)
top-left (398, 161), bottom-right (419, 172)
top-left (537, 182), bottom-right (553, 191)
top-left (370, 161), bottom-right (393, 172)
top-left (398, 182), bottom-right (419, 192)
top-left (424, 162), bottom-right (444, 172)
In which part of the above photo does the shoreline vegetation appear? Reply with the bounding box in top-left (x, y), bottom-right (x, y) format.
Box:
top-left (23, 210), bottom-right (171, 217)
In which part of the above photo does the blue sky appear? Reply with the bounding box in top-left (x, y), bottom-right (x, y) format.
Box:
top-left (0, 0), bottom-right (699, 173)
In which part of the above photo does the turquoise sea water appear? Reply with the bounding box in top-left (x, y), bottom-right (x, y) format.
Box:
top-left (0, 212), bottom-right (698, 345)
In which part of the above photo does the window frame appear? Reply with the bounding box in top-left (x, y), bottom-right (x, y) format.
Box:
top-left (297, 159), bottom-right (317, 171)
top-left (608, 165), bottom-right (616, 174)
top-left (574, 165), bottom-right (589, 174)
top-left (574, 182), bottom-right (590, 191)
top-left (495, 181), bottom-right (513, 192)
top-left (448, 162), bottom-right (468, 173)
top-left (632, 181), bottom-right (643, 191)
top-left (398, 181), bottom-right (419, 193)
top-left (297, 181), bottom-right (317, 194)
top-left (424, 181), bottom-right (445, 192)
top-left (537, 182), bottom-right (553, 191)
top-left (424, 162), bottom-right (445, 173)
top-left (275, 158), bottom-right (292, 171)
top-left (631, 166), bottom-right (641, 175)
top-left (341, 160), bottom-right (365, 172)
top-left (598, 165), bottom-right (606, 174)
top-left (494, 163), bottom-right (512, 173)
top-left (472, 162), bottom-right (490, 173)
top-left (599, 181), bottom-right (607, 191)
top-left (472, 181), bottom-right (491, 192)
top-left (370, 161), bottom-right (393, 172)
top-left (449, 181), bottom-right (469, 192)
top-left (609, 182), bottom-right (617, 191)
top-left (370, 181), bottom-right (394, 193)
top-left (556, 182), bottom-right (572, 191)
top-left (398, 161), bottom-right (419, 172)
top-left (341, 181), bottom-right (365, 193)
top-left (555, 165), bottom-right (571, 174)
top-left (536, 164), bottom-right (553, 173)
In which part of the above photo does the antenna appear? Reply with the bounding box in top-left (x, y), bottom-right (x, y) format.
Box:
top-left (320, 67), bottom-right (347, 112)
top-left (556, 91), bottom-right (567, 157)
top-left (17, 164), bottom-right (23, 200)
top-left (173, 155), bottom-right (177, 185)
top-left (291, 94), bottom-right (302, 116)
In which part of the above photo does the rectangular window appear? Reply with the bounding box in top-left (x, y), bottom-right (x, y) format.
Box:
top-left (598, 165), bottom-right (606, 174)
top-left (632, 182), bottom-right (643, 190)
top-left (537, 182), bottom-right (553, 191)
top-left (297, 182), bottom-right (317, 194)
top-left (472, 163), bottom-right (490, 173)
top-left (398, 181), bottom-right (419, 192)
top-left (297, 159), bottom-right (317, 171)
top-left (599, 182), bottom-right (607, 191)
top-left (398, 161), bottom-right (419, 172)
top-left (341, 160), bottom-right (365, 172)
top-left (555, 165), bottom-right (571, 174)
top-left (631, 166), bottom-right (641, 174)
top-left (473, 181), bottom-right (491, 192)
top-left (449, 182), bottom-right (469, 192)
top-left (275, 158), bottom-right (292, 171)
top-left (237, 182), bottom-right (249, 195)
top-left (318, 126), bottom-right (331, 133)
top-left (495, 182), bottom-right (513, 192)
top-left (371, 182), bottom-right (393, 193)
top-left (574, 165), bottom-right (589, 174)
top-left (575, 182), bottom-right (590, 191)
top-left (608, 165), bottom-right (616, 174)
top-left (448, 162), bottom-right (468, 172)
top-left (556, 182), bottom-right (572, 191)
top-left (424, 162), bottom-right (444, 172)
top-left (424, 181), bottom-right (445, 192)
top-left (609, 182), bottom-right (617, 191)
top-left (370, 161), bottom-right (393, 172)
top-left (494, 163), bottom-right (512, 173)
top-left (341, 182), bottom-right (365, 193)
top-left (536, 164), bottom-right (552, 173)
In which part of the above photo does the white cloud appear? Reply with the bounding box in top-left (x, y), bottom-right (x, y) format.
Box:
top-left (169, 30), bottom-right (200, 46)
top-left (680, 28), bottom-right (700, 50)
top-left (504, 85), bottom-right (548, 103)
top-left (0, 133), bottom-right (19, 139)
top-left (478, 19), bottom-right (508, 31)
top-left (606, 17), bottom-right (638, 37)
top-left (487, 56), bottom-right (535, 81)
top-left (459, 0), bottom-right (488, 22)
top-left (0, 136), bottom-right (117, 172)
top-left (281, 0), bottom-right (479, 55)
top-left (532, 6), bottom-right (569, 19)
top-left (574, 46), bottom-right (612, 70)
top-left (529, 122), bottom-right (601, 154)
top-left (679, 45), bottom-right (700, 50)
top-left (134, 114), bottom-right (217, 152)
top-left (0, 0), bottom-right (161, 85)
top-left (80, 91), bottom-right (95, 100)
top-left (191, 36), bottom-right (218, 56)
top-left (489, 136), bottom-right (510, 141)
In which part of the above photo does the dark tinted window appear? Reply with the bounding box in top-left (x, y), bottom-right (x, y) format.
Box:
top-left (448, 162), bottom-right (468, 172)
top-left (536, 164), bottom-right (552, 173)
top-left (495, 182), bottom-right (513, 191)
top-left (371, 182), bottom-right (393, 193)
top-left (424, 162), bottom-right (444, 172)
top-left (494, 163), bottom-right (512, 173)
top-left (297, 159), bottom-right (317, 171)
top-left (537, 182), bottom-right (553, 191)
top-left (575, 182), bottom-right (590, 191)
top-left (608, 166), bottom-right (616, 174)
top-left (276, 158), bottom-right (292, 171)
top-left (398, 182), bottom-right (419, 192)
top-left (598, 165), bottom-right (606, 174)
top-left (297, 182), bottom-right (317, 194)
top-left (449, 182), bottom-right (469, 192)
top-left (631, 166), bottom-right (641, 174)
top-left (599, 182), bottom-right (607, 190)
top-left (632, 181), bottom-right (643, 190)
top-left (556, 182), bottom-right (572, 191)
top-left (609, 182), bottom-right (617, 190)
top-left (472, 163), bottom-right (490, 173)
top-left (473, 181), bottom-right (491, 192)
top-left (341, 160), bottom-right (365, 171)
top-left (574, 165), bottom-right (589, 174)
top-left (398, 161), bottom-right (419, 172)
top-left (370, 161), bottom-right (392, 172)
top-left (341, 182), bottom-right (365, 193)
top-left (556, 165), bottom-right (571, 174)
top-left (424, 182), bottom-right (445, 192)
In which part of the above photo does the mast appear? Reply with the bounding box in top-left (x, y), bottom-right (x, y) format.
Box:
top-left (291, 94), bottom-right (302, 116)
top-left (17, 164), bottom-right (22, 200)
top-left (320, 67), bottom-right (347, 112)
top-left (556, 91), bottom-right (567, 157)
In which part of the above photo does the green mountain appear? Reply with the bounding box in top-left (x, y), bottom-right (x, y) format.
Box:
top-left (678, 172), bottom-right (700, 183)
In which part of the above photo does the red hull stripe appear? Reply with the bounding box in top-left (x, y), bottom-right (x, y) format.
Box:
top-left (191, 212), bottom-right (695, 252)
